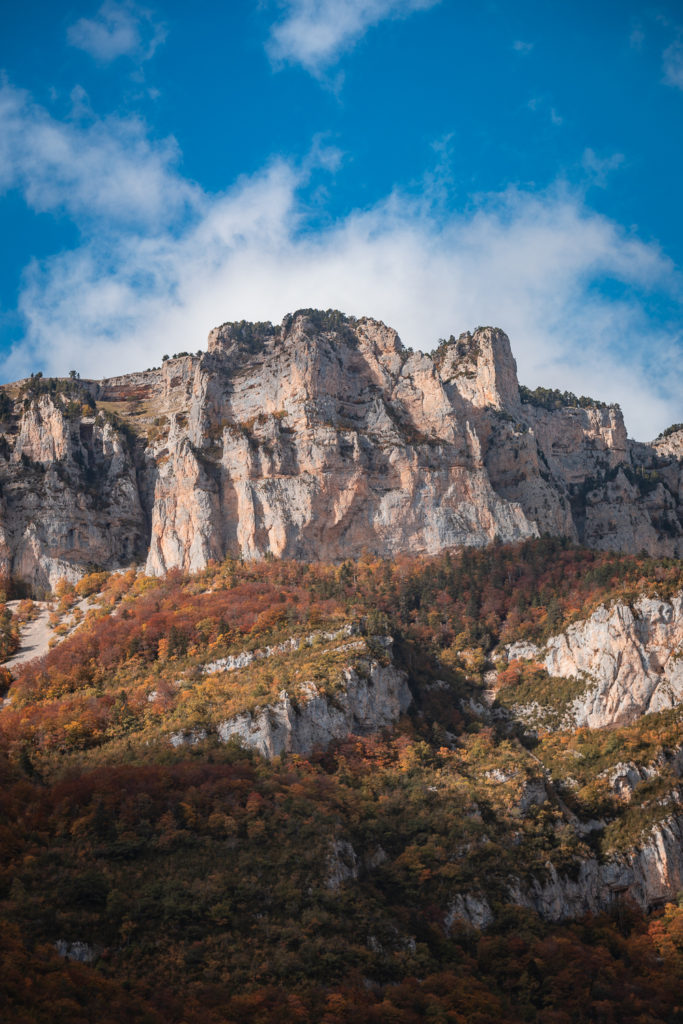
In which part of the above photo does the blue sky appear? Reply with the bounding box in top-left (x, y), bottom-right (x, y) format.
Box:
top-left (1, 0), bottom-right (682, 438)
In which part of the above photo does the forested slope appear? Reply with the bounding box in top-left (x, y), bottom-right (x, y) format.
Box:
top-left (1, 539), bottom-right (682, 1023)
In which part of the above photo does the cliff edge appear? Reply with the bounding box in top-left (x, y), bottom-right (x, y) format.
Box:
top-left (0, 310), bottom-right (680, 589)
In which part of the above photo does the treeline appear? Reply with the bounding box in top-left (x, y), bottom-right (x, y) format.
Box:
top-left (519, 384), bottom-right (615, 412)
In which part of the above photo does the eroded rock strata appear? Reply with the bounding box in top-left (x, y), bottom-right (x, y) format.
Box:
top-left (501, 593), bottom-right (683, 729)
top-left (216, 659), bottom-right (411, 759)
top-left (0, 310), bottom-right (680, 589)
top-left (447, 815), bottom-right (683, 928)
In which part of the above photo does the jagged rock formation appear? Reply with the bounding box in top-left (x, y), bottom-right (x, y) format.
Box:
top-left (55, 940), bottom-right (101, 964)
top-left (214, 662), bottom-right (411, 759)
top-left (502, 593), bottom-right (683, 729)
top-left (600, 747), bottom-right (683, 801)
top-left (0, 387), bottom-right (147, 590)
top-left (0, 310), bottom-right (681, 589)
top-left (506, 815), bottom-right (683, 922)
top-left (354, 814), bottom-right (683, 929)
top-left (171, 639), bottom-right (412, 759)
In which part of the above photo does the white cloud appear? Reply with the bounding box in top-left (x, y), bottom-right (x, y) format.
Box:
top-left (1, 89), bottom-right (681, 441)
top-left (0, 83), bottom-right (197, 229)
top-left (266, 0), bottom-right (440, 74)
top-left (663, 38), bottom-right (683, 89)
top-left (581, 148), bottom-right (625, 188)
top-left (512, 40), bottom-right (533, 54)
top-left (67, 0), bottom-right (166, 63)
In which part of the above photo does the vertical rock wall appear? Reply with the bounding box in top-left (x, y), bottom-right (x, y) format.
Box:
top-left (0, 310), bottom-right (680, 589)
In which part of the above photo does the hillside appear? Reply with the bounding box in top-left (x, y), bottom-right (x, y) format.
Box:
top-left (1, 540), bottom-right (683, 1022)
top-left (0, 310), bottom-right (681, 592)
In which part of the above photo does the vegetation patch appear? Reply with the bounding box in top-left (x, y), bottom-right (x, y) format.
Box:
top-left (519, 384), bottom-right (614, 411)
top-left (495, 660), bottom-right (591, 730)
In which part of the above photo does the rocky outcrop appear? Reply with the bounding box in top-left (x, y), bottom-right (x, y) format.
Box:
top-left (0, 388), bottom-right (147, 591)
top-left (214, 659), bottom-right (411, 759)
top-left (168, 632), bottom-right (412, 758)
top-left (436, 327), bottom-right (521, 413)
top-left (508, 816), bottom-right (683, 922)
top-left (325, 839), bottom-right (360, 891)
top-left (652, 426), bottom-right (683, 462)
top-left (445, 893), bottom-right (495, 931)
top-left (0, 310), bottom-right (681, 589)
top-left (599, 759), bottom-right (665, 801)
top-left (554, 596), bottom-right (683, 728)
top-left (55, 940), bottom-right (101, 964)
top-left (443, 815), bottom-right (683, 931)
top-left (202, 623), bottom-right (360, 674)
top-left (503, 593), bottom-right (683, 729)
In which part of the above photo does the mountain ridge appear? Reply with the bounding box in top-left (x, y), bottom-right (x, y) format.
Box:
top-left (0, 309), bottom-right (681, 591)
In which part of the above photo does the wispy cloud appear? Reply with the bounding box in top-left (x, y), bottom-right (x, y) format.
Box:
top-left (67, 0), bottom-right (166, 63)
top-left (512, 40), bottom-right (533, 54)
top-left (629, 26), bottom-right (645, 50)
top-left (266, 0), bottom-right (440, 75)
top-left (581, 148), bottom-right (625, 188)
top-left (663, 37), bottom-right (683, 89)
top-left (0, 86), bottom-right (681, 440)
top-left (527, 96), bottom-right (563, 126)
top-left (629, 14), bottom-right (683, 92)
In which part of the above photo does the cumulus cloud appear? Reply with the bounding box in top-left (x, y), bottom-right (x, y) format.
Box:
top-left (0, 83), bottom-right (197, 229)
top-left (1, 88), bottom-right (681, 441)
top-left (67, 0), bottom-right (166, 63)
top-left (266, 0), bottom-right (440, 74)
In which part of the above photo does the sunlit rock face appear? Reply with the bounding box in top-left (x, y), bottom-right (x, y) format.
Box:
top-left (545, 595), bottom-right (683, 728)
top-left (502, 593), bottom-right (683, 729)
top-left (0, 389), bottom-right (147, 591)
top-left (214, 660), bottom-right (412, 760)
top-left (145, 313), bottom-right (538, 574)
top-left (0, 309), bottom-right (680, 588)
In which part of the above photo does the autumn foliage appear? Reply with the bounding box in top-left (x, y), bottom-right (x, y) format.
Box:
top-left (1, 539), bottom-right (682, 1022)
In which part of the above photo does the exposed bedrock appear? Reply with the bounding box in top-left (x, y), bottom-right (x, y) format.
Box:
top-left (0, 310), bottom-right (680, 588)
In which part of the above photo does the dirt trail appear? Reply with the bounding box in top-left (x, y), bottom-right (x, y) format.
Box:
top-left (4, 602), bottom-right (54, 669)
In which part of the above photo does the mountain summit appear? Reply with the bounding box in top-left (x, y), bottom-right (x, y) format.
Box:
top-left (0, 309), bottom-right (681, 590)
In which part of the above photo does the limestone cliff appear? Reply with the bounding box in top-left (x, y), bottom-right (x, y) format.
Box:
top-left (0, 385), bottom-right (147, 590)
top-left (214, 660), bottom-right (411, 759)
top-left (501, 593), bottom-right (683, 729)
top-left (507, 815), bottom-right (683, 922)
top-left (445, 815), bottom-right (683, 928)
top-left (0, 310), bottom-right (680, 589)
top-left (169, 633), bottom-right (412, 758)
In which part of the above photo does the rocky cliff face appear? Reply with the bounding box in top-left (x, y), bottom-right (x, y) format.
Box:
top-left (0, 386), bottom-right (147, 590)
top-left (214, 659), bottom-right (411, 759)
top-left (507, 815), bottom-right (683, 922)
top-left (445, 814), bottom-right (683, 928)
top-left (168, 632), bottom-right (412, 758)
top-left (502, 593), bottom-right (683, 729)
top-left (0, 310), bottom-right (681, 589)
